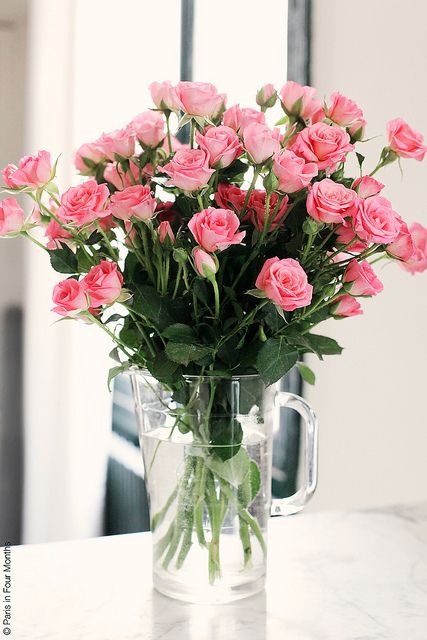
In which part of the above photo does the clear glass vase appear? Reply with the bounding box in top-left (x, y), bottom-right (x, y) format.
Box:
top-left (130, 370), bottom-right (318, 604)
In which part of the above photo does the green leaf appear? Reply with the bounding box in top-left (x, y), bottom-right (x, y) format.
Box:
top-left (76, 248), bottom-right (93, 273)
top-left (210, 417), bottom-right (243, 461)
top-left (165, 342), bottom-right (211, 366)
top-left (49, 244), bottom-right (78, 274)
top-left (301, 333), bottom-right (343, 358)
top-left (108, 364), bottom-right (129, 391)
top-left (120, 326), bottom-right (140, 350)
top-left (249, 461), bottom-right (261, 501)
top-left (356, 152), bottom-right (365, 172)
top-left (132, 285), bottom-right (174, 330)
top-left (147, 351), bottom-right (179, 381)
top-left (193, 278), bottom-right (209, 306)
top-left (206, 448), bottom-right (250, 488)
top-left (256, 337), bottom-right (298, 386)
top-left (297, 361), bottom-right (316, 385)
top-left (162, 323), bottom-right (196, 344)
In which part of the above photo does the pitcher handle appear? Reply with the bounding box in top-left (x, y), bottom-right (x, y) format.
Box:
top-left (271, 392), bottom-right (318, 516)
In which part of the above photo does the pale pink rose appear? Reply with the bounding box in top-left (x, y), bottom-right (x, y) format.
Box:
top-left (387, 118), bottom-right (427, 161)
top-left (307, 178), bottom-right (358, 224)
top-left (353, 196), bottom-right (401, 244)
top-left (0, 197), bottom-right (25, 236)
top-left (214, 183), bottom-right (247, 213)
top-left (45, 219), bottom-right (74, 250)
top-left (343, 259), bottom-right (383, 296)
top-left (188, 207), bottom-right (245, 252)
top-left (162, 135), bottom-right (188, 155)
top-left (110, 185), bottom-right (156, 221)
top-left (348, 118), bottom-right (367, 142)
top-left (52, 279), bottom-right (89, 317)
top-left (331, 294), bottom-right (363, 317)
top-left (82, 260), bottom-right (123, 307)
top-left (57, 180), bottom-right (110, 226)
top-left (400, 223), bottom-right (427, 273)
top-left (273, 149), bottom-right (318, 193)
top-left (158, 220), bottom-right (175, 244)
top-left (290, 122), bottom-right (354, 171)
top-left (195, 125), bottom-right (242, 168)
top-left (149, 81), bottom-right (182, 111)
top-left (103, 161), bottom-right (140, 190)
top-left (74, 141), bottom-right (106, 174)
top-left (176, 81), bottom-right (225, 118)
top-left (243, 123), bottom-right (280, 164)
top-left (352, 176), bottom-right (384, 199)
top-left (244, 191), bottom-right (289, 231)
top-left (327, 92), bottom-right (364, 127)
top-left (128, 111), bottom-right (165, 148)
top-left (335, 223), bottom-right (367, 253)
top-left (96, 128), bottom-right (135, 160)
top-left (279, 81), bottom-right (324, 122)
top-left (2, 150), bottom-right (51, 189)
top-left (193, 247), bottom-right (218, 278)
top-left (255, 257), bottom-right (313, 311)
top-left (223, 105), bottom-right (266, 135)
top-left (256, 84), bottom-right (277, 109)
top-left (163, 149), bottom-right (214, 192)
top-left (387, 220), bottom-right (415, 262)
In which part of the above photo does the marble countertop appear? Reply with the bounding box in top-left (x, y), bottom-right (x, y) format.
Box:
top-left (8, 503), bottom-right (427, 639)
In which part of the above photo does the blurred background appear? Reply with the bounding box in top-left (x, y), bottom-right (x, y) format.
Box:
top-left (0, 0), bottom-right (426, 545)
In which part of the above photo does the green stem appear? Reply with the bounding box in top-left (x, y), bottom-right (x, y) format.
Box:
top-left (166, 113), bottom-right (173, 156)
top-left (220, 481), bottom-right (266, 556)
top-left (162, 456), bottom-right (195, 570)
top-left (172, 265), bottom-right (182, 299)
top-left (209, 277), bottom-right (220, 320)
top-left (89, 314), bottom-right (134, 357)
top-left (239, 517), bottom-right (253, 568)
top-left (95, 222), bottom-right (117, 260)
top-left (151, 486), bottom-right (178, 531)
top-left (190, 120), bottom-right (196, 149)
top-left (194, 459), bottom-right (208, 547)
top-left (23, 231), bottom-right (48, 252)
top-left (127, 309), bottom-right (156, 358)
top-left (196, 193), bottom-right (204, 210)
top-left (140, 224), bottom-right (156, 285)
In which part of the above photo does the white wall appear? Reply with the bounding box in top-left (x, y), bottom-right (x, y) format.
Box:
top-left (306, 0), bottom-right (427, 511)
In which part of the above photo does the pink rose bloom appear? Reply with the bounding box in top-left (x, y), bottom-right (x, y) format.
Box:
top-left (82, 260), bottom-right (123, 307)
top-left (52, 279), bottom-right (89, 317)
top-left (243, 123), bottom-right (280, 164)
top-left (343, 259), bottom-right (383, 296)
top-left (223, 105), bottom-right (266, 135)
top-left (96, 128), bottom-right (135, 160)
top-left (387, 118), bottom-right (427, 161)
top-left (256, 84), bottom-right (277, 109)
top-left (386, 220), bottom-right (415, 262)
top-left (57, 180), bottom-right (110, 226)
top-left (273, 149), bottom-right (318, 193)
top-left (110, 185), bottom-right (156, 221)
top-left (255, 257), bottom-right (313, 311)
top-left (149, 81), bottom-right (182, 111)
top-left (327, 92), bottom-right (364, 127)
top-left (104, 161), bottom-right (140, 191)
top-left (74, 141), bottom-right (106, 174)
top-left (245, 191), bottom-right (289, 231)
top-left (176, 81), bottom-right (225, 118)
top-left (0, 197), bottom-right (25, 236)
top-left (163, 149), bottom-right (214, 192)
top-left (2, 150), bottom-right (51, 189)
top-left (162, 135), bottom-right (187, 155)
top-left (352, 176), bottom-right (384, 199)
top-left (348, 118), bottom-right (367, 142)
top-left (158, 220), bottom-right (175, 244)
top-left (193, 247), bottom-right (218, 278)
top-left (188, 207), bottom-right (245, 252)
top-left (353, 196), bottom-right (401, 244)
top-left (290, 122), bottom-right (354, 171)
top-left (128, 111), bottom-right (165, 148)
top-left (195, 125), bottom-right (242, 168)
top-left (307, 178), bottom-right (358, 224)
top-left (214, 183), bottom-right (247, 213)
top-left (335, 223), bottom-right (367, 253)
top-left (400, 223), bottom-right (427, 273)
top-left (45, 219), bottom-right (74, 250)
top-left (279, 81), bottom-right (324, 122)
top-left (332, 295), bottom-right (363, 317)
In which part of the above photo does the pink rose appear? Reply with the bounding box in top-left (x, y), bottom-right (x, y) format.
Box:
top-left (74, 141), bottom-right (106, 174)
top-left (327, 92), bottom-right (364, 127)
top-left (52, 279), bottom-right (89, 317)
top-left (400, 223), bottom-right (427, 274)
top-left (353, 196), bottom-right (401, 244)
top-left (243, 123), bottom-right (280, 164)
top-left (279, 81), bottom-right (324, 122)
top-left (273, 149), bottom-right (318, 193)
top-left (110, 185), bottom-right (156, 221)
top-left (255, 257), bottom-right (313, 311)
top-left (104, 161), bottom-right (140, 190)
top-left (343, 259), bottom-right (383, 296)
top-left (45, 219), bottom-right (74, 250)
top-left (0, 197), bottom-right (25, 236)
top-left (223, 105), bottom-right (265, 135)
top-left (256, 84), bottom-right (277, 109)
top-left (387, 118), bottom-right (427, 161)
top-left (149, 81), bottom-right (182, 111)
top-left (2, 150), bottom-right (51, 189)
top-left (158, 220), bottom-right (175, 244)
top-left (214, 183), bottom-right (247, 213)
top-left (176, 81), bottom-right (225, 118)
top-left (352, 176), bottom-right (384, 199)
top-left (290, 122), bottom-right (354, 171)
top-left (128, 111), bottom-right (165, 148)
top-left (245, 191), bottom-right (289, 231)
top-left (331, 295), bottom-right (363, 317)
top-left (82, 260), bottom-right (123, 307)
top-left (162, 135), bottom-right (188, 155)
top-left (96, 128), bottom-right (135, 160)
top-left (163, 149), bottom-right (214, 192)
top-left (195, 125), bottom-right (242, 168)
top-left (335, 223), bottom-right (367, 253)
top-left (57, 180), bottom-right (110, 226)
top-left (188, 207), bottom-right (245, 252)
top-left (307, 178), bottom-right (358, 224)
top-left (387, 220), bottom-right (415, 262)
top-left (348, 118), bottom-right (367, 142)
top-left (193, 247), bottom-right (218, 278)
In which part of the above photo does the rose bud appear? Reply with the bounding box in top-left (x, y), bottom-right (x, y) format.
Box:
top-left (279, 81), bottom-right (324, 122)
top-left (387, 118), bottom-right (427, 161)
top-left (193, 247), bottom-right (218, 278)
top-left (223, 105), bottom-right (266, 135)
top-left (352, 176), bottom-right (384, 199)
top-left (158, 220), bottom-right (175, 245)
top-left (326, 92), bottom-right (364, 127)
top-left (256, 84), bottom-right (277, 110)
top-left (128, 111), bottom-right (166, 148)
top-left (400, 222), bottom-right (427, 274)
top-left (0, 197), bottom-right (25, 236)
top-left (331, 295), bottom-right (363, 317)
top-left (149, 81), bottom-right (182, 112)
top-left (243, 123), bottom-right (280, 165)
top-left (387, 220), bottom-right (415, 262)
top-left (348, 118), bottom-right (367, 142)
top-left (96, 128), bottom-right (135, 160)
top-left (2, 150), bottom-right (52, 189)
top-left (343, 259), bottom-right (384, 296)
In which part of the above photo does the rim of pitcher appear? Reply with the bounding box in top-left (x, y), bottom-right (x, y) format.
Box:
top-left (128, 365), bottom-right (261, 381)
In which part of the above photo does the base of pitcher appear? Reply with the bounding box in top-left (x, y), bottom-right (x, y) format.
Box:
top-left (153, 572), bottom-right (266, 604)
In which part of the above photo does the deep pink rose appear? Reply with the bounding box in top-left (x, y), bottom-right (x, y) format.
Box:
top-left (104, 161), bottom-right (140, 191)
top-left (387, 118), bottom-right (427, 161)
top-left (279, 81), bottom-right (324, 122)
top-left (176, 81), bottom-right (225, 118)
top-left (255, 257), bottom-right (313, 311)
top-left (343, 259), bottom-right (383, 296)
top-left (2, 150), bottom-right (51, 189)
top-left (110, 185), bottom-right (156, 221)
top-left (74, 141), bottom-right (106, 174)
top-left (332, 295), bottom-right (363, 317)
top-left (273, 149), bottom-right (318, 193)
top-left (348, 118), bottom-right (367, 142)
top-left (128, 111), bottom-right (165, 148)
top-left (387, 220), bottom-right (415, 262)
top-left (290, 122), bottom-right (354, 171)
top-left (195, 126), bottom-right (242, 168)
top-left (158, 220), bottom-right (175, 244)
top-left (96, 128), bottom-right (135, 160)
top-left (400, 223), bottom-right (427, 274)
top-left (188, 207), bottom-right (245, 252)
top-left (307, 178), bottom-right (358, 224)
top-left (327, 92), bottom-right (364, 127)
top-left (352, 176), bottom-right (384, 199)
top-left (256, 84), bottom-right (277, 109)
top-left (0, 197), bottom-right (25, 236)
top-left (163, 149), bottom-right (214, 192)
top-left (52, 279), bottom-right (89, 317)
top-left (193, 247), bottom-right (218, 278)
top-left (243, 123), bottom-right (280, 164)
top-left (45, 219), bottom-right (74, 250)
top-left (57, 180), bottom-right (110, 226)
top-left (353, 196), bottom-right (401, 244)
top-left (223, 105), bottom-right (265, 135)
top-left (244, 191), bottom-right (289, 231)
top-left (149, 81), bottom-right (182, 111)
top-left (214, 183), bottom-right (247, 213)
top-left (82, 260), bottom-right (123, 307)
